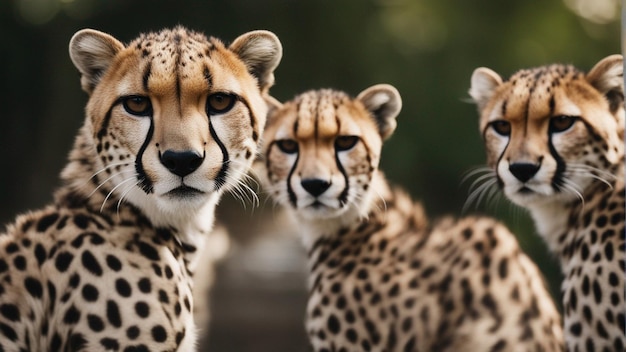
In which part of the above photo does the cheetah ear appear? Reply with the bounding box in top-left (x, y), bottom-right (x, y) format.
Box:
top-left (264, 95), bottom-right (284, 127)
top-left (69, 29), bottom-right (125, 95)
top-left (230, 30), bottom-right (283, 94)
top-left (357, 84), bottom-right (402, 140)
top-left (586, 54), bottom-right (624, 113)
top-left (587, 54), bottom-right (625, 164)
top-left (469, 67), bottom-right (503, 112)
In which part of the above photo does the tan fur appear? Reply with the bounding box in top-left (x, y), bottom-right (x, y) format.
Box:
top-left (470, 55), bottom-right (625, 351)
top-left (0, 27), bottom-right (281, 351)
top-left (258, 86), bottom-right (564, 351)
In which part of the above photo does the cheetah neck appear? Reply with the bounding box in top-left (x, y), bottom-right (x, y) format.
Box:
top-left (528, 161), bottom-right (624, 266)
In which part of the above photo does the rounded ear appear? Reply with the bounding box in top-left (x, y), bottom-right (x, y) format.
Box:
top-left (469, 67), bottom-right (503, 112)
top-left (229, 30), bottom-right (283, 94)
top-left (586, 54), bottom-right (624, 113)
top-left (263, 95), bottom-right (284, 131)
top-left (69, 29), bottom-right (125, 94)
top-left (357, 84), bottom-right (402, 140)
top-left (586, 54), bottom-right (625, 164)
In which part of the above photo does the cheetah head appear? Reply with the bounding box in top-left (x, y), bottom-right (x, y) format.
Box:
top-left (469, 55), bottom-right (624, 208)
top-left (68, 27), bottom-right (282, 222)
top-left (258, 85), bottom-right (401, 220)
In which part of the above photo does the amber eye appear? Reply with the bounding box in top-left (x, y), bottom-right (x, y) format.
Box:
top-left (122, 96), bottom-right (152, 116)
top-left (335, 136), bottom-right (359, 151)
top-left (207, 93), bottom-right (236, 114)
top-left (549, 115), bottom-right (577, 133)
top-left (276, 139), bottom-right (298, 154)
top-left (490, 120), bottom-right (511, 136)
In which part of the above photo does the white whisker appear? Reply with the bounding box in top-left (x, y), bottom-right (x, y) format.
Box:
top-left (87, 169), bottom-right (132, 199)
top-left (100, 177), bottom-right (138, 213)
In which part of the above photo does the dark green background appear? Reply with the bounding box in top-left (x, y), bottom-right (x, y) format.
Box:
top-left (0, 0), bottom-right (620, 350)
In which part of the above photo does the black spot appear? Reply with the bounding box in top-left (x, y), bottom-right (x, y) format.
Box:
top-left (138, 278), bottom-right (151, 293)
top-left (107, 300), bottom-right (122, 327)
top-left (151, 325), bottom-right (167, 342)
top-left (87, 314), bottom-right (105, 332)
top-left (164, 265), bottom-right (174, 279)
top-left (135, 301), bottom-right (150, 318)
top-left (356, 268), bottom-right (368, 280)
top-left (116, 278), bottom-right (132, 297)
top-left (54, 251), bottom-right (74, 272)
top-left (63, 304), bottom-right (81, 324)
top-left (608, 272), bottom-right (619, 287)
top-left (490, 339), bottom-right (507, 352)
top-left (176, 329), bottom-right (185, 344)
top-left (37, 213), bottom-right (59, 232)
top-left (570, 322), bottom-right (582, 336)
top-left (34, 244), bottom-right (46, 267)
top-left (592, 279), bottom-right (602, 303)
top-left (327, 314), bottom-right (341, 334)
top-left (5, 243), bottom-right (18, 254)
top-left (82, 284), bottom-right (99, 302)
top-left (24, 277), bottom-right (43, 298)
top-left (0, 304), bottom-right (20, 322)
top-left (13, 255), bottom-right (26, 270)
top-left (346, 328), bottom-right (358, 343)
top-left (49, 333), bottom-right (62, 350)
top-left (498, 258), bottom-right (508, 279)
top-left (124, 344), bottom-right (150, 352)
top-left (100, 338), bottom-right (120, 350)
top-left (403, 336), bottom-right (416, 352)
top-left (69, 333), bottom-right (87, 350)
top-left (81, 250), bottom-right (103, 276)
top-left (604, 242), bottom-right (614, 261)
top-left (585, 337), bottom-right (595, 352)
top-left (138, 241), bottom-right (160, 261)
top-left (69, 272), bottom-right (81, 288)
top-left (402, 317), bottom-right (412, 332)
top-left (0, 259), bottom-right (8, 273)
top-left (73, 214), bottom-right (90, 229)
top-left (127, 325), bottom-right (140, 339)
top-left (106, 254), bottom-right (123, 271)
top-left (158, 289), bottom-right (169, 303)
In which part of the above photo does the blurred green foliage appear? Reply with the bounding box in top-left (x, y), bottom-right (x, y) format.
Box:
top-left (0, 0), bottom-right (621, 316)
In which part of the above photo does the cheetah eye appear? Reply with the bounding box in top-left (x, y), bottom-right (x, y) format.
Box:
top-left (549, 115), bottom-right (577, 133)
top-left (275, 139), bottom-right (299, 154)
top-left (335, 136), bottom-right (359, 151)
top-left (207, 93), bottom-right (236, 114)
top-left (490, 120), bottom-right (511, 136)
top-left (122, 96), bottom-right (152, 116)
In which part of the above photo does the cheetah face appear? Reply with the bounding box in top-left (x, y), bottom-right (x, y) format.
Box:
top-left (259, 85), bottom-right (401, 220)
top-left (69, 27), bottom-right (281, 218)
top-left (469, 55), bottom-right (624, 208)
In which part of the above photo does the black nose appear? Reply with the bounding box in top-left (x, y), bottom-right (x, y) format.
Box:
top-left (160, 150), bottom-right (204, 177)
top-left (509, 162), bottom-right (540, 183)
top-left (301, 178), bottom-right (331, 197)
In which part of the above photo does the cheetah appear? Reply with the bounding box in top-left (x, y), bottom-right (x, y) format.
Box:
top-left (0, 26), bottom-right (281, 351)
top-left (469, 54), bottom-right (625, 351)
top-left (256, 85), bottom-right (564, 351)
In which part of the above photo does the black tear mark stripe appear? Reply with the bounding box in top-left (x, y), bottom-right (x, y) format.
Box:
top-left (136, 116), bottom-right (155, 194)
top-left (209, 118), bottom-right (229, 191)
top-left (548, 131), bottom-right (566, 192)
top-left (282, 140), bottom-right (299, 207)
top-left (334, 115), bottom-right (349, 205)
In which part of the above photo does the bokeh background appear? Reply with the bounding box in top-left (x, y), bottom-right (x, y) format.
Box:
top-left (0, 0), bottom-right (621, 350)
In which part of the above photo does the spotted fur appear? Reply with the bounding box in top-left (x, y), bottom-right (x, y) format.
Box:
top-left (469, 54), bottom-right (625, 351)
top-left (0, 26), bottom-right (281, 351)
top-left (257, 86), bottom-right (564, 351)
